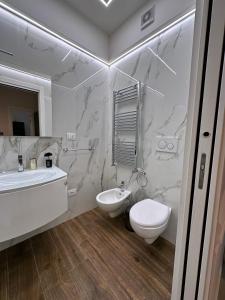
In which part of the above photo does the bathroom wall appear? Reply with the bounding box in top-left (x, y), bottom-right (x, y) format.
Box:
top-left (104, 15), bottom-right (195, 244)
top-left (53, 69), bottom-right (109, 219)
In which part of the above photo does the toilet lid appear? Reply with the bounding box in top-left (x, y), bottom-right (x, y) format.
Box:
top-left (130, 199), bottom-right (171, 227)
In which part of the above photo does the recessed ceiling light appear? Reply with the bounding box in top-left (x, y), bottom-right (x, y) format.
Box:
top-left (99, 0), bottom-right (114, 7)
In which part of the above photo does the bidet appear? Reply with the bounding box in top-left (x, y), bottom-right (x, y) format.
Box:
top-left (96, 188), bottom-right (131, 217)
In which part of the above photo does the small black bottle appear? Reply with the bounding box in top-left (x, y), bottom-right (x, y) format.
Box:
top-left (44, 152), bottom-right (53, 168)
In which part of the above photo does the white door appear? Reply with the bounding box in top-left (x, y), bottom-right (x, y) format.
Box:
top-left (171, 0), bottom-right (225, 299)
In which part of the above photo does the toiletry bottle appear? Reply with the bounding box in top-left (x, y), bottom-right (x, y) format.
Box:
top-left (44, 152), bottom-right (53, 168)
top-left (30, 158), bottom-right (37, 170)
top-left (18, 155), bottom-right (24, 172)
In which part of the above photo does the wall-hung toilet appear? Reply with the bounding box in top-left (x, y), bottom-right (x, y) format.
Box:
top-left (129, 199), bottom-right (171, 244)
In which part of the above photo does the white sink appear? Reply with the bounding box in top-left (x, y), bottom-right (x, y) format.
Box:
top-left (0, 166), bottom-right (66, 193)
top-left (96, 188), bottom-right (131, 218)
top-left (0, 166), bottom-right (68, 243)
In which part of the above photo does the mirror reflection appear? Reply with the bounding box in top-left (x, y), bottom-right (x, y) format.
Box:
top-left (0, 83), bottom-right (39, 136)
top-left (0, 6), bottom-right (104, 137)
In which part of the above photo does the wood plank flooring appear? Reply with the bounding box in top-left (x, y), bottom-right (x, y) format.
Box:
top-left (0, 208), bottom-right (175, 300)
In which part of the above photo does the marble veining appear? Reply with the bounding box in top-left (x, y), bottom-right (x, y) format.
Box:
top-left (103, 16), bottom-right (195, 243)
top-left (0, 7), bottom-right (194, 247)
top-left (0, 137), bottom-right (62, 172)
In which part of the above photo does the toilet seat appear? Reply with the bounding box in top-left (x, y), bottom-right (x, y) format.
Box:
top-left (130, 199), bottom-right (171, 228)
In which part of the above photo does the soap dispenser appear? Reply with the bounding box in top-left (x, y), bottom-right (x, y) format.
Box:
top-left (44, 152), bottom-right (53, 168)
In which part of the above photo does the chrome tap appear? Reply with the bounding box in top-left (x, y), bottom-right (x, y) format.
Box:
top-left (18, 155), bottom-right (24, 172)
top-left (119, 181), bottom-right (125, 192)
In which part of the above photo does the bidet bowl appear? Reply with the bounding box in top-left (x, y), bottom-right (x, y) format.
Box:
top-left (96, 188), bottom-right (131, 217)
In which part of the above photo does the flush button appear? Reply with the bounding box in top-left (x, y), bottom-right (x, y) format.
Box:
top-left (167, 143), bottom-right (174, 150)
top-left (158, 140), bottom-right (167, 149)
top-left (156, 136), bottom-right (178, 154)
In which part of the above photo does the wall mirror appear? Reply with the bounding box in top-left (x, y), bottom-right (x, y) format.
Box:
top-left (0, 64), bottom-right (52, 137)
top-left (0, 83), bottom-right (39, 136)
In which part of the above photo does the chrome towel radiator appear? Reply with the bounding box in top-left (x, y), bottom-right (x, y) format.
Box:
top-left (112, 82), bottom-right (142, 170)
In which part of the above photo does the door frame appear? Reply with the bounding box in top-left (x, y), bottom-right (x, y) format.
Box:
top-left (171, 0), bottom-right (211, 297)
top-left (172, 0), bottom-right (225, 299)
top-left (198, 45), bottom-right (225, 300)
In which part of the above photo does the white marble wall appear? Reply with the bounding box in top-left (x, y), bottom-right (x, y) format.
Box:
top-left (103, 15), bottom-right (195, 244)
top-left (0, 136), bottom-right (62, 172)
top-left (53, 69), bottom-right (109, 219)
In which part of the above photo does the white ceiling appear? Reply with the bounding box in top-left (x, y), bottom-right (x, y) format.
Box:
top-left (63, 0), bottom-right (149, 34)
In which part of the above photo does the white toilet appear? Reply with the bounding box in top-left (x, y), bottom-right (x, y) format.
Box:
top-left (129, 199), bottom-right (171, 244)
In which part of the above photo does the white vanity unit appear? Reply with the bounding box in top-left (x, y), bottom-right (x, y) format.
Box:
top-left (0, 166), bottom-right (68, 243)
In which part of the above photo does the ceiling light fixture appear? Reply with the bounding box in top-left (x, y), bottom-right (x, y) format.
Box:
top-left (98, 0), bottom-right (114, 7)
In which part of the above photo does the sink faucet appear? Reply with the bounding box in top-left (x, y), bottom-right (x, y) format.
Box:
top-left (18, 155), bottom-right (24, 172)
top-left (119, 181), bottom-right (125, 192)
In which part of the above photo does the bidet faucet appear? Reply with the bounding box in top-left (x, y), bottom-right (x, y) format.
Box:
top-left (18, 155), bottom-right (24, 172)
top-left (119, 181), bottom-right (125, 192)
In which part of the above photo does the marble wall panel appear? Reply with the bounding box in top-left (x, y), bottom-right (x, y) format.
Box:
top-left (103, 15), bottom-right (195, 244)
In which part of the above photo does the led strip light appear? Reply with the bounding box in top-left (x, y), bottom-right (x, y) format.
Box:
top-left (99, 0), bottom-right (114, 7)
top-left (0, 63), bottom-right (51, 82)
top-left (0, 1), bottom-right (108, 66)
top-left (109, 8), bottom-right (196, 65)
top-left (0, 2), bottom-right (195, 67)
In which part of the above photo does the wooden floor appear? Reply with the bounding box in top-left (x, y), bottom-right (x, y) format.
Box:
top-left (218, 260), bottom-right (225, 300)
top-left (0, 208), bottom-right (175, 300)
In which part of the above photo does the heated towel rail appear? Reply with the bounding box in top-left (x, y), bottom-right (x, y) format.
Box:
top-left (112, 82), bottom-right (142, 170)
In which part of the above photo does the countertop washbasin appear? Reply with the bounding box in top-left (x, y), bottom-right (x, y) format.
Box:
top-left (0, 166), bottom-right (68, 243)
top-left (0, 166), bottom-right (67, 193)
